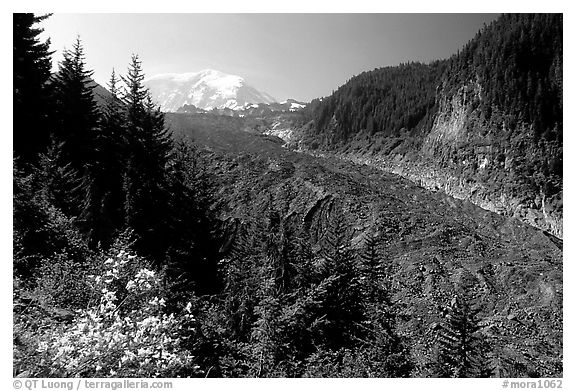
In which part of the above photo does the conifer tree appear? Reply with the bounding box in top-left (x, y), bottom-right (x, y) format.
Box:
top-left (13, 13), bottom-right (53, 165)
top-left (359, 231), bottom-right (389, 303)
top-left (317, 208), bottom-right (365, 349)
top-left (14, 158), bottom-right (51, 276)
top-left (51, 37), bottom-right (100, 173)
top-left (14, 152), bottom-right (89, 278)
top-left (79, 69), bottom-right (126, 247)
top-left (121, 55), bottom-right (173, 259)
top-left (121, 55), bottom-right (146, 238)
top-left (262, 196), bottom-right (298, 293)
top-left (35, 138), bottom-right (82, 217)
top-left (100, 68), bottom-right (127, 223)
top-left (292, 225), bottom-right (317, 289)
top-left (220, 224), bottom-right (260, 340)
top-left (356, 230), bottom-right (412, 377)
top-left (250, 262), bottom-right (282, 377)
top-left (164, 140), bottom-right (220, 294)
top-left (434, 295), bottom-right (491, 377)
top-left (276, 220), bottom-right (300, 293)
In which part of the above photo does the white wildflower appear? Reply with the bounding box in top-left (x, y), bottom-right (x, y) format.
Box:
top-left (36, 341), bottom-right (49, 352)
top-left (102, 291), bottom-right (117, 302)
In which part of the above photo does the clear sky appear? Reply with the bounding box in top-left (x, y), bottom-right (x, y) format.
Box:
top-left (39, 13), bottom-right (500, 102)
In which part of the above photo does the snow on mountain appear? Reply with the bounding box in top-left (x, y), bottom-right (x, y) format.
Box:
top-left (289, 101), bottom-right (306, 111)
top-left (144, 69), bottom-right (277, 112)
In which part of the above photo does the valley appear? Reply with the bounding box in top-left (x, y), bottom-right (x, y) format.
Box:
top-left (296, 14), bottom-right (562, 240)
top-left (165, 112), bottom-right (563, 376)
top-left (13, 12), bottom-right (563, 379)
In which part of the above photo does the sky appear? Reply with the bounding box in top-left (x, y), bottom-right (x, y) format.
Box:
top-left (40, 13), bottom-right (500, 102)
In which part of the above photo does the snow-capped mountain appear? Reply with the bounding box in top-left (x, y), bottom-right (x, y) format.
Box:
top-left (144, 69), bottom-right (277, 112)
top-left (176, 99), bottom-right (308, 117)
top-left (280, 99), bottom-right (306, 111)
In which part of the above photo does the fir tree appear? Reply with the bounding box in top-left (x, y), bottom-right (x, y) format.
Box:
top-left (164, 140), bottom-right (220, 295)
top-left (276, 220), bottom-right (300, 293)
top-left (79, 69), bottom-right (126, 248)
top-left (434, 295), bottom-right (492, 377)
top-left (220, 224), bottom-right (260, 340)
top-left (356, 230), bottom-right (412, 377)
top-left (292, 225), bottom-right (317, 289)
top-left (317, 208), bottom-right (365, 350)
top-left (121, 55), bottom-right (173, 259)
top-left (14, 147), bottom-right (89, 277)
top-left (13, 13), bottom-right (53, 165)
top-left (262, 196), bottom-right (297, 293)
top-left (35, 138), bottom-right (82, 217)
top-left (250, 263), bottom-right (282, 377)
top-left (51, 37), bottom-right (100, 173)
top-left (359, 231), bottom-right (390, 303)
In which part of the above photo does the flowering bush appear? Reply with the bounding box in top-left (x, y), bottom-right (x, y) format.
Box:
top-left (35, 249), bottom-right (202, 377)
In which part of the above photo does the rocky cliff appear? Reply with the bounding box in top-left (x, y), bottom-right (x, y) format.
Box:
top-left (296, 14), bottom-right (562, 238)
top-left (309, 81), bottom-right (563, 238)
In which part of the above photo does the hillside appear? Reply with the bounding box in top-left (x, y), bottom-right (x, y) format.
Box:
top-left (164, 112), bottom-right (562, 377)
top-left (297, 14), bottom-right (563, 238)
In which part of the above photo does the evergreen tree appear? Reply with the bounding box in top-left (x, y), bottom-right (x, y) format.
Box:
top-left (35, 138), bottom-right (82, 217)
top-left (13, 13), bottom-right (53, 165)
top-left (220, 224), bottom-right (260, 341)
top-left (292, 225), bottom-right (317, 289)
top-left (359, 231), bottom-right (390, 303)
top-left (434, 295), bottom-right (491, 377)
top-left (356, 230), bottom-right (412, 377)
top-left (261, 196), bottom-right (298, 293)
top-left (14, 158), bottom-right (50, 276)
top-left (79, 69), bottom-right (126, 248)
top-left (316, 209), bottom-right (365, 350)
top-left (121, 55), bottom-right (173, 259)
top-left (14, 150), bottom-right (89, 278)
top-left (249, 262), bottom-right (282, 377)
top-left (275, 220), bottom-right (300, 293)
top-left (51, 37), bottom-right (100, 173)
top-left (165, 140), bottom-right (220, 295)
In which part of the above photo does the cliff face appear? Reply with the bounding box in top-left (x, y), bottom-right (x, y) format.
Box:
top-left (336, 151), bottom-right (563, 239)
top-left (320, 81), bottom-right (563, 238)
top-left (298, 14), bottom-right (562, 239)
top-left (425, 82), bottom-right (481, 146)
top-left (426, 81), bottom-right (562, 237)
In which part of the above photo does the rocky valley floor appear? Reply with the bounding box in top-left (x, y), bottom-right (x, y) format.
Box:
top-left (166, 113), bottom-right (563, 377)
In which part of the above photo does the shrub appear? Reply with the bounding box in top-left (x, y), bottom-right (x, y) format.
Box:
top-left (34, 248), bottom-right (202, 377)
top-left (32, 250), bottom-right (98, 310)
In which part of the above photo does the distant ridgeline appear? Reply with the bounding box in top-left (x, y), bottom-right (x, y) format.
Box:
top-left (298, 14), bottom-right (563, 238)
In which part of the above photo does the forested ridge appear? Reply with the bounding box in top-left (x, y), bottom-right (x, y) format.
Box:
top-left (300, 14), bottom-right (562, 237)
top-left (305, 14), bottom-right (562, 142)
top-left (13, 13), bottom-right (562, 378)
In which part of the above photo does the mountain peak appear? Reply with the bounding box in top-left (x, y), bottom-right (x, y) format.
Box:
top-left (144, 69), bottom-right (276, 112)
